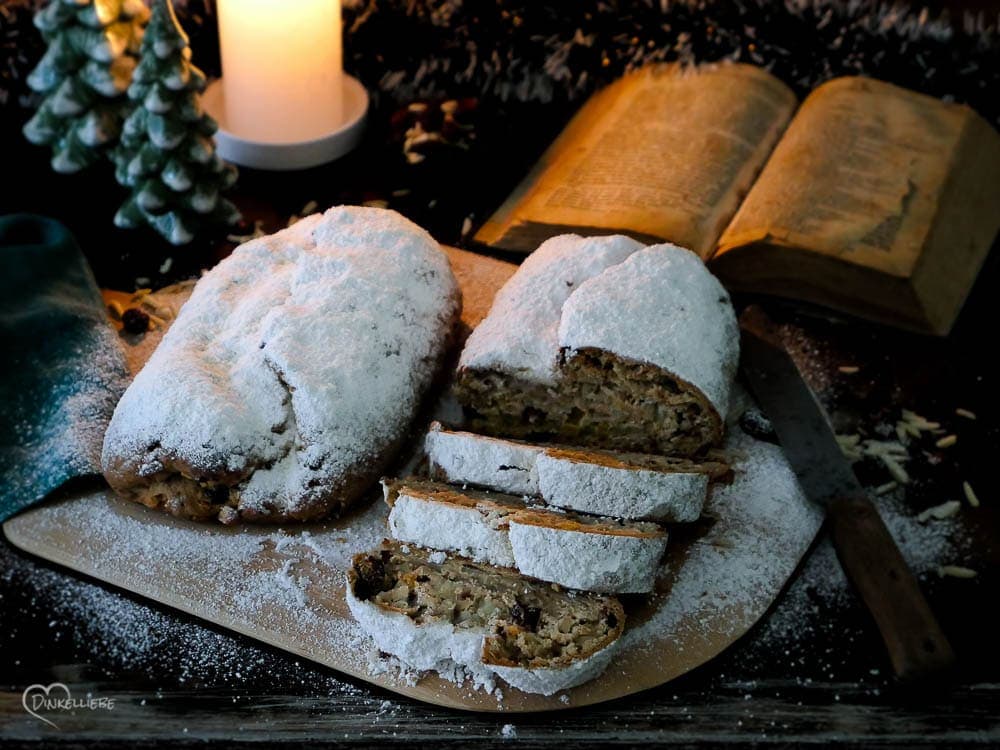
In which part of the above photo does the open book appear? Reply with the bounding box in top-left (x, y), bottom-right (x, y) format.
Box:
top-left (474, 64), bottom-right (1000, 334)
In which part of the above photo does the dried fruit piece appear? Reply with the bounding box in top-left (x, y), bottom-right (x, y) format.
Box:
top-left (121, 307), bottom-right (150, 334)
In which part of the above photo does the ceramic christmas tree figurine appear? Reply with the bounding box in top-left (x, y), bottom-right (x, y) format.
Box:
top-left (113, 0), bottom-right (240, 245)
top-left (23, 0), bottom-right (149, 173)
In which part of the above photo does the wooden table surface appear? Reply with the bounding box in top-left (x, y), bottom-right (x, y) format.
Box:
top-left (1, 92), bottom-right (999, 748)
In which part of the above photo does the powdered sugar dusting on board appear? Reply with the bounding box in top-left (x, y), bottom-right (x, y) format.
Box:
top-left (101, 206), bottom-right (460, 521)
top-left (8, 489), bottom-right (390, 680)
top-left (623, 429), bottom-right (824, 651)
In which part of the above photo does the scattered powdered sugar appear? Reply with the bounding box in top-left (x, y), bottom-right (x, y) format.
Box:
top-left (9, 365), bottom-right (973, 705)
top-left (101, 206), bottom-right (460, 520)
top-left (233, 559), bottom-right (310, 611)
top-left (500, 723), bottom-right (518, 738)
top-left (743, 487), bottom-right (971, 682)
top-left (622, 430), bottom-right (823, 652)
top-left (6, 488), bottom-right (390, 681)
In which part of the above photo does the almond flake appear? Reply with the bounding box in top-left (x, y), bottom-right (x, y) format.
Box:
top-left (916, 500), bottom-right (960, 523)
top-left (962, 481), bottom-right (980, 508)
top-left (936, 565), bottom-right (977, 579)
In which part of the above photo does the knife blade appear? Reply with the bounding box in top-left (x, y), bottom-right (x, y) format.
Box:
top-left (739, 304), bottom-right (955, 681)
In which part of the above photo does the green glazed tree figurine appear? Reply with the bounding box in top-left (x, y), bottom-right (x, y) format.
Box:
top-left (112, 0), bottom-right (240, 246)
top-left (23, 0), bottom-right (149, 173)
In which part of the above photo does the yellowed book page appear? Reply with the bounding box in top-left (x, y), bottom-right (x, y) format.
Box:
top-left (478, 63), bottom-right (797, 258)
top-left (716, 76), bottom-right (974, 278)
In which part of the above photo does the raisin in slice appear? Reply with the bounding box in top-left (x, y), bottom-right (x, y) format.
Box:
top-left (354, 555), bottom-right (392, 600)
top-left (510, 601), bottom-right (542, 632)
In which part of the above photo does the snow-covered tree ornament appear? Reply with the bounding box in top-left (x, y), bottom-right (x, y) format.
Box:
top-left (113, 0), bottom-right (240, 246)
top-left (22, 0), bottom-right (149, 173)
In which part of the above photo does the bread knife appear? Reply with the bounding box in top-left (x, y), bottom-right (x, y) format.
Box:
top-left (739, 304), bottom-right (955, 681)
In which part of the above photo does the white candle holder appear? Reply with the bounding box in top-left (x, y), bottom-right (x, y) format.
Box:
top-left (202, 0), bottom-right (368, 171)
top-left (202, 76), bottom-right (368, 171)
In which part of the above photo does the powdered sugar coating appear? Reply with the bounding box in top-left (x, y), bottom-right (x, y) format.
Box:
top-left (507, 520), bottom-right (668, 594)
top-left (559, 243), bottom-right (739, 415)
top-left (559, 244), bottom-right (739, 418)
top-left (385, 482), bottom-right (666, 594)
top-left (387, 491), bottom-right (517, 567)
top-left (458, 234), bottom-right (644, 384)
top-left (424, 424), bottom-right (708, 521)
top-left (535, 453), bottom-right (707, 522)
top-left (425, 423), bottom-right (543, 496)
top-left (346, 584), bottom-right (486, 672)
top-left (488, 644), bottom-right (620, 697)
top-left (345, 579), bottom-right (620, 696)
top-left (101, 206), bottom-right (460, 521)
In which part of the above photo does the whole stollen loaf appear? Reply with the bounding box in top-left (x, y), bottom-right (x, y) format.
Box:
top-left (455, 235), bottom-right (739, 456)
top-left (101, 206), bottom-right (461, 523)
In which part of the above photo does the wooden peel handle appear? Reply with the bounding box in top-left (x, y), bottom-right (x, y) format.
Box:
top-left (828, 495), bottom-right (956, 681)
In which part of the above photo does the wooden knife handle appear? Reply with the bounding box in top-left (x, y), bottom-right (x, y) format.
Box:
top-left (827, 495), bottom-right (956, 681)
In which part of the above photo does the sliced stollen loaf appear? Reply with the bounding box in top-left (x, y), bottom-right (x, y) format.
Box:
top-left (346, 543), bottom-right (625, 695)
top-left (424, 422), bottom-right (730, 522)
top-left (102, 207), bottom-right (461, 523)
top-left (384, 477), bottom-right (668, 593)
top-left (455, 234), bottom-right (739, 456)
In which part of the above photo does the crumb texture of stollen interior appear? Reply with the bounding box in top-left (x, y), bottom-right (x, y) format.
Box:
top-left (101, 206), bottom-right (461, 524)
top-left (345, 543), bottom-right (626, 696)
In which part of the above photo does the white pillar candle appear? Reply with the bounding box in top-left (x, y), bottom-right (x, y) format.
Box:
top-left (217, 0), bottom-right (344, 143)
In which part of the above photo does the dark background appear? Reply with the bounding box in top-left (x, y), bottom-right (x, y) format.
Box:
top-left (2, 0), bottom-right (999, 746)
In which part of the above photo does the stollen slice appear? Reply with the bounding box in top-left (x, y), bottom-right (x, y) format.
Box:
top-left (346, 543), bottom-right (625, 695)
top-left (425, 422), bottom-right (729, 522)
top-left (384, 477), bottom-right (668, 594)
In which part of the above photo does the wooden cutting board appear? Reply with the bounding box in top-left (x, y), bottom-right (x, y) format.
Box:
top-left (3, 245), bottom-right (823, 712)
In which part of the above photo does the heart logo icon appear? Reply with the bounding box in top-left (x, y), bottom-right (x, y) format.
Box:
top-left (21, 682), bottom-right (71, 729)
